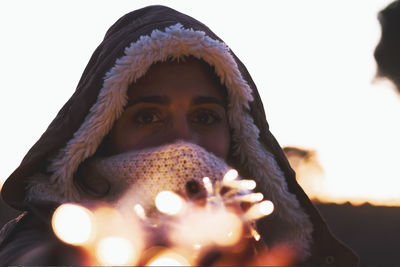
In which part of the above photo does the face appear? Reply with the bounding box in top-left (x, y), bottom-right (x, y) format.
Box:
top-left (108, 57), bottom-right (231, 159)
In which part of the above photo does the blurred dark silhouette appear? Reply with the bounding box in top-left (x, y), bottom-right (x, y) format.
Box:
top-left (374, 0), bottom-right (400, 93)
top-left (366, 1), bottom-right (400, 264)
top-left (316, 202), bottom-right (400, 266)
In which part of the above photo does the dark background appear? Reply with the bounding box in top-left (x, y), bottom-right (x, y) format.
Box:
top-left (316, 201), bottom-right (400, 266)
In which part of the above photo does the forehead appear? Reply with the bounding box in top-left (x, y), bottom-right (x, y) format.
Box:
top-left (127, 57), bottom-right (227, 102)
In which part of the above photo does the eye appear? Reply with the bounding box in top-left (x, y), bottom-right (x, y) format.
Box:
top-left (191, 109), bottom-right (222, 126)
top-left (132, 109), bottom-right (162, 125)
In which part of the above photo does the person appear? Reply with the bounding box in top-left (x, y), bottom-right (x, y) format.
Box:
top-left (374, 0), bottom-right (400, 94)
top-left (0, 5), bottom-right (358, 266)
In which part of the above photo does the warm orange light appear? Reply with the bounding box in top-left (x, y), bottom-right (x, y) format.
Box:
top-left (251, 227), bottom-right (261, 241)
top-left (134, 204), bottom-right (146, 220)
top-left (169, 204), bottom-right (243, 250)
top-left (235, 192), bottom-right (264, 203)
top-left (202, 177), bottom-right (213, 194)
top-left (244, 200), bottom-right (274, 220)
top-left (95, 236), bottom-right (137, 266)
top-left (172, 205), bottom-right (243, 248)
top-left (155, 191), bottom-right (185, 215)
top-left (224, 179), bottom-right (257, 190)
top-left (240, 180), bottom-right (257, 190)
top-left (90, 204), bottom-right (145, 261)
top-left (259, 200), bottom-right (274, 215)
top-left (223, 169), bottom-right (239, 183)
top-left (52, 203), bottom-right (93, 245)
top-left (170, 207), bottom-right (208, 246)
top-left (147, 251), bottom-right (191, 266)
top-left (212, 211), bottom-right (243, 246)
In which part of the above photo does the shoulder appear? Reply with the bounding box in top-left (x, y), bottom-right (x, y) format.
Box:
top-left (0, 202), bottom-right (85, 265)
top-left (0, 212), bottom-right (53, 265)
top-left (0, 213), bottom-right (27, 247)
top-left (0, 203), bottom-right (55, 265)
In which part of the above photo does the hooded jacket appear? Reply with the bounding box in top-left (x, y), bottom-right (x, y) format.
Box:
top-left (0, 5), bottom-right (358, 266)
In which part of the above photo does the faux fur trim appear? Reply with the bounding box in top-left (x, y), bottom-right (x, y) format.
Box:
top-left (27, 23), bottom-right (312, 259)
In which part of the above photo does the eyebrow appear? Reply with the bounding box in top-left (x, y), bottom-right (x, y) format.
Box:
top-left (191, 96), bottom-right (227, 108)
top-left (127, 95), bottom-right (226, 108)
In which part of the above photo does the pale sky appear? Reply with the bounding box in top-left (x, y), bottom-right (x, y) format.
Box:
top-left (1, 0), bottom-right (399, 206)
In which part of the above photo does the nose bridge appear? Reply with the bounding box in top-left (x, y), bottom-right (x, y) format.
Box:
top-left (166, 109), bottom-right (198, 144)
top-left (171, 111), bottom-right (191, 141)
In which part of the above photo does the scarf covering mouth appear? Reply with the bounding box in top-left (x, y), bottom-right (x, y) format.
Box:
top-left (1, 5), bottom-right (359, 264)
top-left (83, 141), bottom-right (231, 211)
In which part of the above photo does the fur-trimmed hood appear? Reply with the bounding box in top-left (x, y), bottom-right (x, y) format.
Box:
top-left (1, 5), bottom-right (358, 265)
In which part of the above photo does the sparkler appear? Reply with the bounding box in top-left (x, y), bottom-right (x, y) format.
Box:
top-left (51, 168), bottom-right (275, 266)
top-left (202, 177), bottom-right (213, 195)
top-left (222, 169), bottom-right (238, 183)
top-left (134, 204), bottom-right (147, 220)
top-left (243, 200), bottom-right (275, 220)
top-left (231, 192), bottom-right (264, 203)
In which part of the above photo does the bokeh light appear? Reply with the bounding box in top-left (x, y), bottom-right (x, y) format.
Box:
top-left (223, 169), bottom-right (239, 183)
top-left (171, 206), bottom-right (244, 248)
top-left (223, 179), bottom-right (257, 191)
top-left (147, 250), bottom-right (191, 266)
top-left (212, 211), bottom-right (243, 246)
top-left (95, 236), bottom-right (137, 266)
top-left (202, 177), bottom-right (213, 194)
top-left (251, 228), bottom-right (261, 242)
top-left (236, 192), bottom-right (264, 202)
top-left (134, 204), bottom-right (146, 220)
top-left (244, 200), bottom-right (274, 220)
top-left (239, 180), bottom-right (257, 190)
top-left (51, 203), bottom-right (93, 245)
top-left (155, 191), bottom-right (185, 215)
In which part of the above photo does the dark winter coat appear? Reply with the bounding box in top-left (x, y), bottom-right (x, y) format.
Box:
top-left (0, 5), bottom-right (358, 266)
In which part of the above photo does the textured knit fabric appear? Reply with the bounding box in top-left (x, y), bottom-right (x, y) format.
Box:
top-left (0, 5), bottom-right (359, 265)
top-left (81, 141), bottom-right (230, 210)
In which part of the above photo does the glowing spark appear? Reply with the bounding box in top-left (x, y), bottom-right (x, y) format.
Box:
top-left (171, 207), bottom-right (243, 248)
top-left (155, 191), bottom-right (184, 215)
top-left (212, 211), bottom-right (243, 247)
top-left (96, 236), bottom-right (137, 265)
top-left (147, 251), bottom-right (191, 266)
top-left (223, 169), bottom-right (238, 183)
top-left (240, 179), bottom-right (257, 190)
top-left (258, 200), bottom-right (275, 215)
top-left (202, 177), bottom-right (213, 195)
top-left (244, 200), bottom-right (274, 220)
top-left (251, 228), bottom-right (261, 241)
top-left (232, 192), bottom-right (264, 203)
top-left (223, 179), bottom-right (257, 191)
top-left (52, 203), bottom-right (92, 245)
top-left (134, 204), bottom-right (146, 220)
